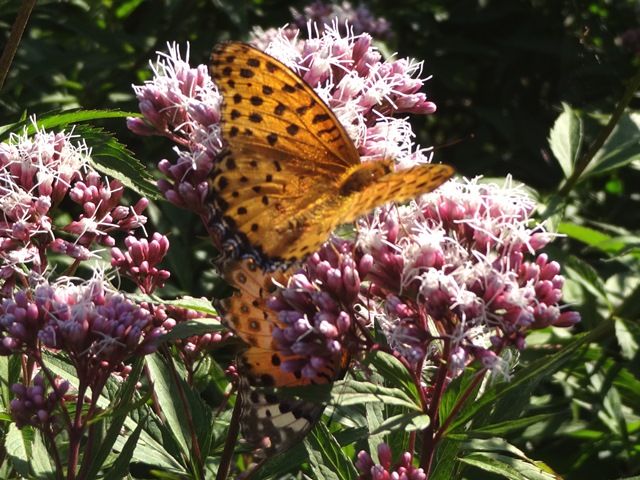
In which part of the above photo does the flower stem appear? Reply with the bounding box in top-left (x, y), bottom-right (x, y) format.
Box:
top-left (67, 380), bottom-right (88, 480)
top-left (0, 0), bottom-right (36, 91)
top-left (420, 340), bottom-right (451, 475)
top-left (216, 388), bottom-right (242, 480)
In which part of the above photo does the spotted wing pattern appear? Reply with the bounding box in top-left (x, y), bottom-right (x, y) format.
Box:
top-left (210, 42), bottom-right (454, 268)
top-left (220, 259), bottom-right (345, 454)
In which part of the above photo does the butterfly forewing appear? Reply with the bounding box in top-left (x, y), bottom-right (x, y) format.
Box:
top-left (210, 41), bottom-right (455, 267)
top-left (211, 42), bottom-right (359, 173)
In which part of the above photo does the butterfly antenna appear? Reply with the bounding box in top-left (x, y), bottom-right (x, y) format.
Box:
top-left (431, 133), bottom-right (475, 152)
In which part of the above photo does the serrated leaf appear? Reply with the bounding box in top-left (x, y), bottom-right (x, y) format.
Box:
top-left (460, 453), bottom-right (560, 480)
top-left (459, 454), bottom-right (528, 480)
top-left (305, 422), bottom-right (358, 480)
top-left (0, 109), bottom-right (139, 138)
top-left (144, 354), bottom-right (191, 456)
top-left (73, 125), bottom-right (158, 199)
top-left (83, 359), bottom-right (144, 479)
top-left (5, 424), bottom-right (33, 478)
top-left (161, 318), bottom-right (225, 343)
top-left (465, 413), bottom-right (560, 436)
top-left (31, 430), bottom-right (54, 479)
top-left (365, 402), bottom-right (385, 461)
top-left (549, 103), bottom-right (582, 179)
top-left (431, 438), bottom-right (463, 480)
top-left (41, 353), bottom-right (185, 472)
top-left (564, 256), bottom-right (611, 308)
top-left (614, 317), bottom-right (639, 360)
top-left (367, 351), bottom-right (420, 403)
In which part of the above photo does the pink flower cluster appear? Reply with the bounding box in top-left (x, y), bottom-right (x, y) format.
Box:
top-left (357, 177), bottom-right (580, 376)
top-left (258, 25), bottom-right (437, 165)
top-left (111, 233), bottom-right (171, 294)
top-left (0, 274), bottom-right (165, 369)
top-left (290, 1), bottom-right (392, 41)
top-left (128, 43), bottom-right (222, 215)
top-left (129, 26), bottom-right (439, 227)
top-left (0, 127), bottom-right (148, 291)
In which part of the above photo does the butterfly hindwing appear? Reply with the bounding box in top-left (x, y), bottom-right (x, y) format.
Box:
top-left (220, 259), bottom-right (345, 455)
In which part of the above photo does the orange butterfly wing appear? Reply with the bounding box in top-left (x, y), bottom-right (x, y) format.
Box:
top-left (210, 42), bottom-right (454, 267)
top-left (220, 259), bottom-right (346, 454)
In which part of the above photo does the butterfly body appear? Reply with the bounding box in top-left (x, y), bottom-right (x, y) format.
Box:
top-left (210, 42), bottom-right (454, 268)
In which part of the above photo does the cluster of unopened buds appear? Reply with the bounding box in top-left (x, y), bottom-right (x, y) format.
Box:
top-left (356, 443), bottom-right (426, 480)
top-left (10, 374), bottom-right (70, 429)
top-left (111, 233), bottom-right (171, 294)
top-left (266, 239), bottom-right (367, 378)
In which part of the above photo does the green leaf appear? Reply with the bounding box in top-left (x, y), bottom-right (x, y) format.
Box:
top-left (280, 379), bottom-right (421, 411)
top-left (367, 351), bottom-right (420, 403)
top-left (465, 413), bottom-right (560, 436)
top-left (115, 0), bottom-right (145, 18)
top-left (557, 223), bottom-right (612, 249)
top-left (369, 412), bottom-right (430, 436)
top-left (431, 438), bottom-right (463, 480)
top-left (0, 355), bottom-right (21, 411)
top-left (614, 317), bottom-right (639, 360)
top-left (588, 112), bottom-right (640, 176)
top-left (161, 318), bottom-right (225, 343)
top-left (74, 125), bottom-right (159, 199)
top-left (144, 354), bottom-right (191, 456)
top-left (31, 431), bottom-right (54, 479)
top-left (41, 352), bottom-right (185, 472)
top-left (104, 422), bottom-right (144, 480)
top-left (549, 103), bottom-right (583, 179)
top-left (5, 424), bottom-right (33, 478)
top-left (459, 454), bottom-right (528, 480)
top-left (448, 328), bottom-right (600, 432)
top-left (460, 453), bottom-right (560, 480)
top-left (305, 422), bottom-right (358, 480)
top-left (0, 109), bottom-right (139, 138)
top-left (564, 256), bottom-right (611, 309)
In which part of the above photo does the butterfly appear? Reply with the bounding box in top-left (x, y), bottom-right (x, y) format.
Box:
top-left (219, 259), bottom-right (348, 455)
top-left (209, 42), bottom-right (454, 269)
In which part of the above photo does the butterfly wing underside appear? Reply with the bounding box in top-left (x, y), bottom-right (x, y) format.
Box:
top-left (220, 259), bottom-right (345, 454)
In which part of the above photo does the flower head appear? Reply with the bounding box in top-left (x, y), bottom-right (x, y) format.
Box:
top-left (357, 176), bottom-right (580, 376)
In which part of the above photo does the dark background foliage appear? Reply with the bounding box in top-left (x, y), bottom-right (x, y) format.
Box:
top-left (1, 1), bottom-right (638, 479)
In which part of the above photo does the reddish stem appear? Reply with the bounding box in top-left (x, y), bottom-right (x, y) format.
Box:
top-left (432, 368), bottom-right (487, 446)
top-left (67, 379), bottom-right (88, 480)
top-left (420, 339), bottom-right (451, 476)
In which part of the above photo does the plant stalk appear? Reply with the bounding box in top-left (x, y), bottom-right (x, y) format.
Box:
top-left (0, 0), bottom-right (37, 91)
